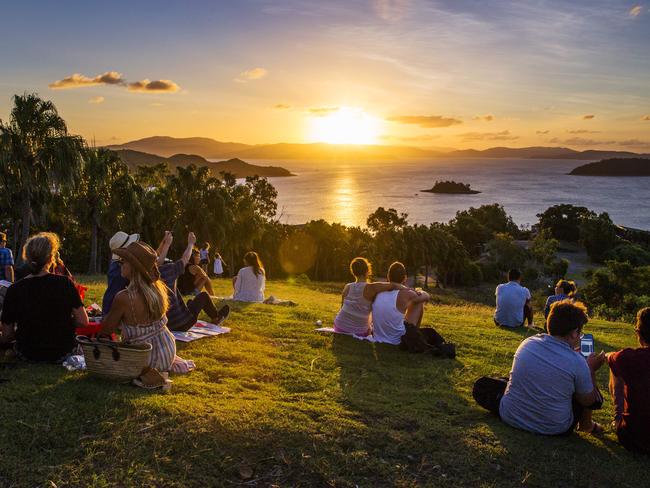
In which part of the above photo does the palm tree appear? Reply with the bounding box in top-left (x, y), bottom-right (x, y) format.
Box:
top-left (0, 93), bottom-right (84, 251)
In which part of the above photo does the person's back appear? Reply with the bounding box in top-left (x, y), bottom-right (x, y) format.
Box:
top-left (233, 266), bottom-right (265, 302)
top-left (499, 334), bottom-right (593, 434)
top-left (372, 289), bottom-right (406, 345)
top-left (495, 280), bottom-right (531, 327)
top-left (0, 246), bottom-right (14, 282)
top-left (2, 274), bottom-right (82, 360)
top-left (334, 282), bottom-right (373, 336)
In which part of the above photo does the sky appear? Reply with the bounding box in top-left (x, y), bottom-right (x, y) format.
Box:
top-left (0, 0), bottom-right (648, 150)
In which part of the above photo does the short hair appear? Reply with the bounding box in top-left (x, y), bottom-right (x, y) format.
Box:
top-left (635, 308), bottom-right (650, 344)
top-left (350, 257), bottom-right (371, 279)
top-left (388, 261), bottom-right (407, 283)
top-left (547, 300), bottom-right (589, 336)
top-left (22, 232), bottom-right (60, 272)
top-left (555, 279), bottom-right (577, 296)
top-left (508, 269), bottom-right (521, 281)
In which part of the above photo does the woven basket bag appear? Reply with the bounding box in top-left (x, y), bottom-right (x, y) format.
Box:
top-left (76, 336), bottom-right (152, 381)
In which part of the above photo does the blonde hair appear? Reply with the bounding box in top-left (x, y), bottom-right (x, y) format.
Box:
top-left (127, 269), bottom-right (169, 321)
top-left (22, 232), bottom-right (60, 272)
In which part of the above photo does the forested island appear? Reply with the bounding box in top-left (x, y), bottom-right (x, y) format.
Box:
top-left (569, 158), bottom-right (650, 176)
top-left (421, 180), bottom-right (481, 194)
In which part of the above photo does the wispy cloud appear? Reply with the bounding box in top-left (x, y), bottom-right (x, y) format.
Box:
top-left (642, 115), bottom-right (650, 121)
top-left (234, 67), bottom-right (268, 83)
top-left (458, 130), bottom-right (518, 141)
top-left (567, 129), bottom-right (600, 134)
top-left (308, 106), bottom-right (339, 116)
top-left (617, 138), bottom-right (650, 146)
top-left (549, 137), bottom-right (616, 146)
top-left (274, 103), bottom-right (291, 109)
top-left (629, 5), bottom-right (643, 17)
top-left (387, 115), bottom-right (462, 128)
top-left (582, 114), bottom-right (596, 119)
top-left (381, 134), bottom-right (441, 142)
top-left (49, 71), bottom-right (124, 89)
top-left (536, 130), bottom-right (550, 135)
top-left (88, 96), bottom-right (105, 104)
top-left (373, 0), bottom-right (411, 21)
top-left (127, 79), bottom-right (180, 93)
top-left (49, 71), bottom-right (180, 94)
top-left (472, 114), bottom-right (494, 121)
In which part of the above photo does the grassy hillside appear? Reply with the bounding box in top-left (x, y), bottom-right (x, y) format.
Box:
top-left (0, 278), bottom-right (647, 487)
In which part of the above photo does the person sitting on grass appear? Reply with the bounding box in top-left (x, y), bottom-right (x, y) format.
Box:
top-left (0, 232), bottom-right (88, 361)
top-left (333, 257), bottom-right (406, 337)
top-left (158, 231), bottom-right (229, 332)
top-left (199, 242), bottom-right (210, 273)
top-left (371, 262), bottom-right (456, 358)
top-left (544, 279), bottom-right (577, 318)
top-left (102, 231), bottom-right (140, 315)
top-left (99, 241), bottom-right (178, 372)
top-left (473, 300), bottom-right (605, 436)
top-left (0, 232), bottom-right (15, 283)
top-left (494, 269), bottom-right (533, 328)
top-left (607, 307), bottom-right (650, 455)
top-left (233, 251), bottom-right (266, 303)
top-left (178, 247), bottom-right (215, 296)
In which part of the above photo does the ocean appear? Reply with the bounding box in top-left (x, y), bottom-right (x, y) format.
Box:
top-left (256, 158), bottom-right (650, 230)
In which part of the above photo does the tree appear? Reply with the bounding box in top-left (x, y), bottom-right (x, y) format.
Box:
top-left (537, 204), bottom-right (596, 242)
top-left (579, 212), bottom-right (618, 262)
top-left (0, 94), bottom-right (84, 251)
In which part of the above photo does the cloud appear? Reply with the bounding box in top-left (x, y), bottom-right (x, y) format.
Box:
top-left (617, 139), bottom-right (650, 147)
top-left (381, 134), bottom-right (441, 142)
top-left (234, 67), bottom-right (268, 83)
top-left (308, 106), bottom-right (340, 116)
top-left (536, 130), bottom-right (550, 135)
top-left (642, 115), bottom-right (650, 121)
top-left (387, 115), bottom-right (462, 128)
top-left (274, 103), bottom-right (291, 109)
top-left (548, 137), bottom-right (616, 146)
top-left (629, 5), bottom-right (643, 17)
top-left (582, 114), bottom-right (596, 120)
top-left (88, 96), bottom-right (105, 104)
top-left (472, 114), bottom-right (495, 122)
top-left (127, 79), bottom-right (180, 93)
top-left (458, 130), bottom-right (518, 141)
top-left (49, 71), bottom-right (125, 89)
top-left (373, 0), bottom-right (411, 21)
top-left (567, 129), bottom-right (601, 134)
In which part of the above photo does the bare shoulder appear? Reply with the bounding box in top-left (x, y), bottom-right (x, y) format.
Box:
top-left (113, 290), bottom-right (129, 308)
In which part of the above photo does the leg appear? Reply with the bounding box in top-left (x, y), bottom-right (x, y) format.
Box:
top-left (472, 376), bottom-right (508, 416)
top-left (523, 301), bottom-right (533, 326)
top-left (192, 268), bottom-right (214, 295)
top-left (187, 292), bottom-right (220, 321)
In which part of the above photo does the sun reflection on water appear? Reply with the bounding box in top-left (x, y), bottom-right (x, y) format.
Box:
top-left (329, 174), bottom-right (360, 226)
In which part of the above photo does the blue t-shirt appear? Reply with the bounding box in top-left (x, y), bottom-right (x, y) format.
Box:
top-left (0, 247), bottom-right (14, 281)
top-left (494, 281), bottom-right (531, 327)
top-left (499, 334), bottom-right (593, 435)
top-left (544, 294), bottom-right (569, 318)
top-left (101, 260), bottom-right (129, 314)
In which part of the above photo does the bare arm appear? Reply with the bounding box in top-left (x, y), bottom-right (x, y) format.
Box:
top-left (180, 232), bottom-right (196, 267)
top-left (5, 265), bottom-right (13, 283)
top-left (340, 284), bottom-right (350, 307)
top-left (100, 292), bottom-right (127, 334)
top-left (72, 306), bottom-right (89, 327)
top-left (575, 352), bottom-right (606, 407)
top-left (609, 370), bottom-right (626, 420)
top-left (363, 281), bottom-right (407, 302)
top-left (409, 289), bottom-right (431, 304)
top-left (156, 231), bottom-right (173, 266)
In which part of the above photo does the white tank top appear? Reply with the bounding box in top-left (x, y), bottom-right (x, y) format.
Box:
top-left (371, 290), bottom-right (405, 345)
top-left (333, 282), bottom-right (372, 335)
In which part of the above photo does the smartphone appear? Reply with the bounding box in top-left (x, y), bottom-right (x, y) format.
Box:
top-left (580, 333), bottom-right (595, 357)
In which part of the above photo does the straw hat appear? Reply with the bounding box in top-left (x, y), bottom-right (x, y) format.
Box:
top-left (113, 241), bottom-right (160, 283)
top-left (109, 231), bottom-right (140, 260)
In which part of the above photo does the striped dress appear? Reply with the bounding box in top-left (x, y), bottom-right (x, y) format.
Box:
top-left (121, 291), bottom-right (176, 372)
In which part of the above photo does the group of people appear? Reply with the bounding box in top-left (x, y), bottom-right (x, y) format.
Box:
top-left (476, 268), bottom-right (650, 455)
top-left (333, 258), bottom-right (456, 358)
top-left (0, 229), bottom-right (648, 455)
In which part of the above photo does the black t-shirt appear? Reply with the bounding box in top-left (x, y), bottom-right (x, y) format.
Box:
top-left (1, 274), bottom-right (83, 361)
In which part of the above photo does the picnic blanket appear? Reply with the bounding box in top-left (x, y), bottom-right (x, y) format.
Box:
top-left (315, 327), bottom-right (377, 342)
top-left (172, 320), bottom-right (231, 343)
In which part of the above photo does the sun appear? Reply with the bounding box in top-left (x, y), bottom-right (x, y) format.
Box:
top-left (308, 106), bottom-right (381, 144)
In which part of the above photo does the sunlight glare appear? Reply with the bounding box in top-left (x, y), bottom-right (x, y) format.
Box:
top-left (308, 107), bottom-right (381, 144)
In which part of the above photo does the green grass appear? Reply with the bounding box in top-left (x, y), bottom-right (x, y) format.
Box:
top-left (0, 277), bottom-right (648, 487)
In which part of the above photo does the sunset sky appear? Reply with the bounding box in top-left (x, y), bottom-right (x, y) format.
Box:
top-left (0, 0), bottom-right (648, 150)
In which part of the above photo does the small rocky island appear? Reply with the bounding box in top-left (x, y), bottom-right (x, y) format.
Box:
top-left (421, 180), bottom-right (481, 194)
top-left (569, 158), bottom-right (650, 176)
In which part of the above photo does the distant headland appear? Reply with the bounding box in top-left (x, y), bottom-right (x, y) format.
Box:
top-left (421, 181), bottom-right (481, 194)
top-left (568, 158), bottom-right (650, 176)
top-left (111, 148), bottom-right (294, 178)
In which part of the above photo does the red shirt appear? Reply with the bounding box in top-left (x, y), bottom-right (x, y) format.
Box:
top-left (608, 347), bottom-right (650, 451)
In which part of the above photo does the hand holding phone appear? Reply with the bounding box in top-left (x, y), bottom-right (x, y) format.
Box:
top-left (580, 333), bottom-right (595, 357)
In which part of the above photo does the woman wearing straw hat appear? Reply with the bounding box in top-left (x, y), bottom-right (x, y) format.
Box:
top-left (100, 241), bottom-right (177, 372)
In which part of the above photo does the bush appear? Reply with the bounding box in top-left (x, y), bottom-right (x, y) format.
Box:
top-left (459, 261), bottom-right (483, 286)
top-left (579, 212), bottom-right (619, 262)
top-left (604, 243), bottom-right (650, 266)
